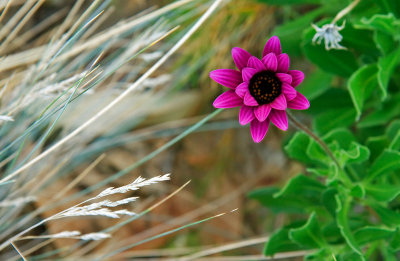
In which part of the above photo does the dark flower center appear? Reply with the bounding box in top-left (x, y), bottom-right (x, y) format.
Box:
top-left (248, 70), bottom-right (282, 105)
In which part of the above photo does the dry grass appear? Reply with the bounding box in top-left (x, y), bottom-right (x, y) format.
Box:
top-left (0, 0), bottom-right (305, 260)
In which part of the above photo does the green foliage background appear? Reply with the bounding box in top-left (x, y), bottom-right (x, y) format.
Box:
top-left (250, 0), bottom-right (400, 260)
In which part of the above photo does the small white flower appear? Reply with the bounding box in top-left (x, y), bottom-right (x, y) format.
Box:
top-left (312, 21), bottom-right (346, 51)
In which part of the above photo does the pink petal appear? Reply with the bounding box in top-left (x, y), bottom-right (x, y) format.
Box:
top-left (262, 36), bottom-right (281, 57)
top-left (239, 105), bottom-right (255, 125)
top-left (254, 104), bottom-right (271, 122)
top-left (210, 69), bottom-right (242, 89)
top-left (232, 47), bottom-right (252, 71)
top-left (282, 83), bottom-right (297, 101)
top-left (244, 92), bottom-right (259, 106)
top-left (242, 68), bottom-right (257, 82)
top-left (235, 82), bottom-right (248, 98)
top-left (269, 94), bottom-right (287, 110)
top-left (269, 110), bottom-right (288, 131)
top-left (261, 53), bottom-right (277, 71)
top-left (276, 73), bottom-right (292, 84)
top-left (250, 119), bottom-right (270, 143)
top-left (213, 90), bottom-right (243, 108)
top-left (289, 70), bottom-right (305, 87)
top-left (287, 92), bottom-right (310, 110)
top-left (277, 53), bottom-right (290, 73)
top-left (247, 56), bottom-right (266, 72)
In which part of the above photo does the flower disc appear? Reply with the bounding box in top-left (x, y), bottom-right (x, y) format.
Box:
top-left (248, 70), bottom-right (281, 105)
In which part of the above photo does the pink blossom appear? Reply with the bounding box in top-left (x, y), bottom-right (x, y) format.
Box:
top-left (210, 36), bottom-right (310, 143)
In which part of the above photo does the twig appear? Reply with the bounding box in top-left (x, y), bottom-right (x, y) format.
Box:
top-left (179, 236), bottom-right (269, 261)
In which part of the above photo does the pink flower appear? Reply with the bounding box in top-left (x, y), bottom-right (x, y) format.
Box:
top-left (210, 36), bottom-right (310, 143)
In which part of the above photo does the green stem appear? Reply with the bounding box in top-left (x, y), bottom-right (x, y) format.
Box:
top-left (287, 112), bottom-right (354, 187)
top-left (286, 111), bottom-right (341, 169)
top-left (332, 0), bottom-right (361, 24)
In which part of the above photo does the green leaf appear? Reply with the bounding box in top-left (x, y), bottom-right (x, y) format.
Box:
top-left (340, 22), bottom-right (378, 55)
top-left (376, 1), bottom-right (400, 17)
top-left (339, 142), bottom-right (370, 165)
top-left (300, 69), bottom-right (333, 100)
top-left (367, 150), bottom-right (400, 181)
top-left (350, 184), bottom-right (365, 198)
top-left (307, 88), bottom-right (353, 115)
top-left (248, 187), bottom-right (309, 214)
top-left (306, 137), bottom-right (366, 172)
top-left (347, 64), bottom-right (378, 120)
top-left (387, 119), bottom-right (400, 140)
top-left (306, 138), bottom-right (329, 165)
top-left (377, 47), bottom-right (400, 100)
top-left (390, 228), bottom-right (400, 251)
top-left (354, 226), bottom-right (395, 245)
top-left (335, 191), bottom-right (363, 257)
top-left (360, 13), bottom-right (398, 35)
top-left (289, 212), bottom-right (326, 248)
top-left (274, 174), bottom-right (325, 198)
top-left (307, 168), bottom-right (329, 177)
top-left (382, 249), bottom-right (399, 261)
top-left (322, 221), bottom-right (342, 243)
top-left (371, 204), bottom-right (400, 226)
top-left (356, 13), bottom-right (399, 54)
top-left (285, 132), bottom-right (313, 164)
top-left (264, 228), bottom-right (303, 256)
top-left (305, 249), bottom-right (331, 260)
top-left (249, 175), bottom-right (325, 214)
top-left (314, 108), bottom-right (356, 135)
top-left (365, 184), bottom-right (400, 202)
top-left (389, 131), bottom-right (400, 150)
top-left (322, 188), bottom-right (338, 217)
top-left (323, 128), bottom-right (356, 150)
top-left (338, 252), bottom-right (365, 261)
top-left (359, 94), bottom-right (400, 128)
top-left (366, 136), bottom-right (390, 161)
top-left (374, 30), bottom-right (396, 55)
top-left (386, 120), bottom-right (400, 150)
top-left (302, 22), bottom-right (358, 77)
